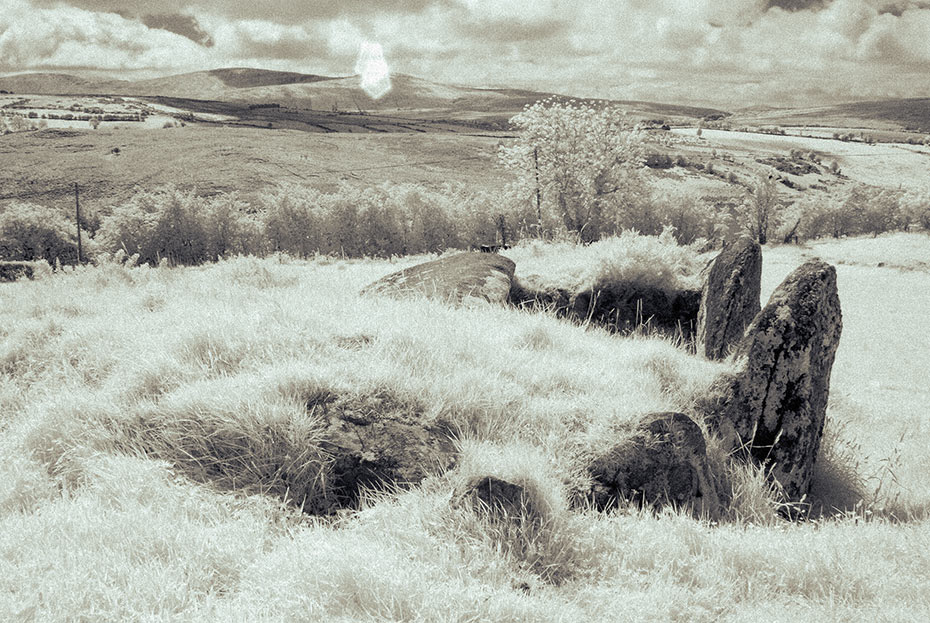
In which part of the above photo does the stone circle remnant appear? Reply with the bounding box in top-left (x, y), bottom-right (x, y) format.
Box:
top-left (586, 411), bottom-right (720, 517)
top-left (699, 259), bottom-right (842, 503)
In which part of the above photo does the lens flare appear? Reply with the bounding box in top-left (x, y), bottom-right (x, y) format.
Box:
top-left (355, 41), bottom-right (391, 100)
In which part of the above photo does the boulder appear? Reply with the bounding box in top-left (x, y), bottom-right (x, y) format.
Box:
top-left (586, 412), bottom-right (720, 517)
top-left (699, 259), bottom-right (842, 502)
top-left (361, 252), bottom-right (515, 305)
top-left (510, 277), bottom-right (701, 340)
top-left (308, 389), bottom-right (458, 514)
top-left (696, 236), bottom-right (762, 360)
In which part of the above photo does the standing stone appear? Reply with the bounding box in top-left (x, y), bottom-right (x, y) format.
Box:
top-left (586, 412), bottom-right (720, 518)
top-left (361, 252), bottom-right (515, 306)
top-left (696, 236), bottom-right (762, 360)
top-left (699, 259), bottom-right (842, 503)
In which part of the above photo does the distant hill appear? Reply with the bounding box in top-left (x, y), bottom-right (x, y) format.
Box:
top-left (731, 98), bottom-right (930, 132)
top-left (207, 68), bottom-right (338, 89)
top-left (817, 99), bottom-right (930, 131)
top-left (3, 68), bottom-right (928, 130)
top-left (0, 68), bottom-right (726, 123)
top-left (0, 72), bottom-right (130, 96)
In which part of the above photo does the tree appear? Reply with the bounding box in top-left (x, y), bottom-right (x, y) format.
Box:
top-left (738, 174), bottom-right (781, 244)
top-left (499, 98), bottom-right (647, 242)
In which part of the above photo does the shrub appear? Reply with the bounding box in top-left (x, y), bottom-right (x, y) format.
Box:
top-left (331, 186), bottom-right (407, 258)
top-left (654, 194), bottom-right (726, 245)
top-left (850, 186), bottom-right (904, 236)
top-left (386, 184), bottom-right (460, 253)
top-left (0, 201), bottom-right (86, 264)
top-left (97, 187), bottom-right (209, 265)
top-left (734, 175), bottom-right (783, 244)
top-left (793, 185), bottom-right (906, 240)
top-left (202, 194), bottom-right (265, 259)
top-left (260, 185), bottom-right (325, 258)
top-left (901, 188), bottom-right (930, 231)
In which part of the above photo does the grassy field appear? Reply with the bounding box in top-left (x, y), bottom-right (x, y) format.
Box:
top-left (1, 233), bottom-right (928, 621)
top-left (0, 125), bottom-right (507, 210)
top-left (5, 93), bottom-right (930, 238)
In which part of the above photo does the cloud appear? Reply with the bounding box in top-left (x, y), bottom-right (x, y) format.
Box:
top-left (766, 0), bottom-right (831, 11)
top-left (0, 3), bottom-right (211, 71)
top-left (211, 20), bottom-right (327, 61)
top-left (3, 0), bottom-right (930, 106)
top-left (30, 0), bottom-right (442, 22)
top-left (141, 14), bottom-right (214, 47)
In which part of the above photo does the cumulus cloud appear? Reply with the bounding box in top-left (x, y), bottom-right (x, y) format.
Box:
top-left (30, 0), bottom-right (439, 21)
top-left (0, 3), bottom-right (211, 71)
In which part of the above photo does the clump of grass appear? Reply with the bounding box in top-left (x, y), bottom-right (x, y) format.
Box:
top-left (117, 380), bottom-right (331, 511)
top-left (504, 228), bottom-right (706, 294)
top-left (0, 318), bottom-right (63, 378)
top-left (216, 255), bottom-right (300, 289)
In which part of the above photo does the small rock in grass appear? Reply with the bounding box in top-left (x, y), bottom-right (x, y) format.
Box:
top-left (309, 389), bottom-right (458, 514)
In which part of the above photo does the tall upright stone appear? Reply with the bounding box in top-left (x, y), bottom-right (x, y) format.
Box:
top-left (696, 236), bottom-right (762, 360)
top-left (699, 259), bottom-right (842, 502)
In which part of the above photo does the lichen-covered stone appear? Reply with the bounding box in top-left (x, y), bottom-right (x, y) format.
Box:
top-left (361, 252), bottom-right (515, 305)
top-left (700, 259), bottom-right (842, 502)
top-left (696, 236), bottom-right (762, 360)
top-left (586, 412), bottom-right (720, 517)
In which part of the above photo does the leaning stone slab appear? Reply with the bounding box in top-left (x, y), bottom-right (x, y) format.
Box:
top-left (696, 236), bottom-right (762, 360)
top-left (699, 259), bottom-right (842, 503)
top-left (586, 412), bottom-right (720, 518)
top-left (361, 252), bottom-right (516, 305)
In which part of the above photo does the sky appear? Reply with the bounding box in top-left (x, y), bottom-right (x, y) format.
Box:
top-left (1, 0), bottom-right (930, 108)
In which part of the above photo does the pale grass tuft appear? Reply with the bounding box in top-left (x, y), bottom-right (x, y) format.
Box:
top-left (504, 228), bottom-right (706, 293)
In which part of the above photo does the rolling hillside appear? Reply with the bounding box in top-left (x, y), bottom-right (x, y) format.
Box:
top-left (0, 68), bottom-right (726, 122)
top-left (3, 68), bottom-right (929, 131)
